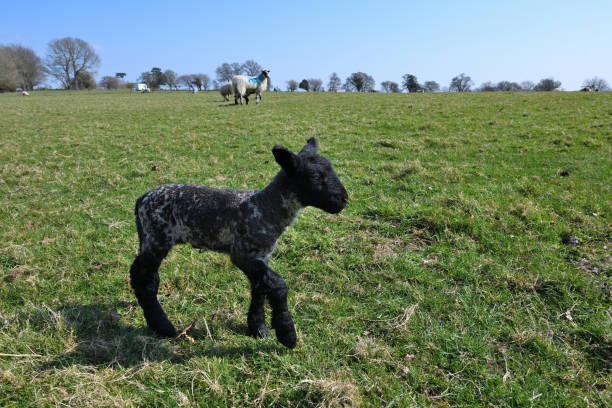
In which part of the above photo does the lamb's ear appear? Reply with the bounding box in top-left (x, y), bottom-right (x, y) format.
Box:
top-left (273, 146), bottom-right (299, 175)
top-left (298, 137), bottom-right (319, 156)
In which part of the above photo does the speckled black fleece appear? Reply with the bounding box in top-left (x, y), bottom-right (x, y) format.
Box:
top-left (129, 138), bottom-right (348, 348)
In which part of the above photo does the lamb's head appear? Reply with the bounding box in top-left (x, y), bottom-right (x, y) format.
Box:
top-left (260, 70), bottom-right (270, 80)
top-left (272, 138), bottom-right (348, 214)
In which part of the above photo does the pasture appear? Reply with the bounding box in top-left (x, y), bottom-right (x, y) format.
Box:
top-left (0, 90), bottom-right (610, 407)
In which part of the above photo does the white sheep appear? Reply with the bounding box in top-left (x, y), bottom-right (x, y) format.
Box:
top-left (232, 70), bottom-right (269, 105)
top-left (219, 82), bottom-right (233, 101)
top-left (22, 91), bottom-right (30, 96)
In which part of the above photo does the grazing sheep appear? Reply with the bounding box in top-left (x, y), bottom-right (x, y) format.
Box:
top-left (21, 91), bottom-right (30, 96)
top-left (232, 70), bottom-right (269, 105)
top-left (129, 138), bottom-right (348, 348)
top-left (219, 82), bottom-right (233, 101)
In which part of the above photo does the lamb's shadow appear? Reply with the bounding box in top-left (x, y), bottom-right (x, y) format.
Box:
top-left (30, 302), bottom-right (281, 370)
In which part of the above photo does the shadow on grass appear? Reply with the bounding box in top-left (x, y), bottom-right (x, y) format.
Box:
top-left (28, 301), bottom-right (282, 370)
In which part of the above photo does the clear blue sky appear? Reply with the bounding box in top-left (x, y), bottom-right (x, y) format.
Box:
top-left (2, 0), bottom-right (611, 90)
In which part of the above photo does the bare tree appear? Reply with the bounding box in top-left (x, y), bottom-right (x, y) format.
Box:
top-left (534, 77), bottom-right (561, 91)
top-left (423, 81), bottom-right (440, 93)
top-left (520, 81), bottom-right (535, 91)
top-left (212, 80), bottom-right (220, 90)
top-left (299, 79), bottom-right (309, 91)
top-left (582, 77), bottom-right (610, 91)
top-left (308, 78), bottom-right (323, 92)
top-left (190, 73), bottom-right (210, 91)
top-left (478, 81), bottom-right (498, 92)
top-left (242, 60), bottom-right (262, 76)
top-left (381, 81), bottom-right (399, 93)
top-left (164, 70), bottom-right (177, 90)
top-left (497, 81), bottom-right (521, 91)
top-left (327, 72), bottom-right (341, 92)
top-left (197, 74), bottom-right (211, 90)
top-left (0, 47), bottom-right (19, 91)
top-left (449, 73), bottom-right (473, 92)
top-left (345, 72), bottom-right (375, 92)
top-left (191, 75), bottom-right (202, 90)
top-left (45, 37), bottom-right (100, 89)
top-left (178, 74), bottom-right (194, 90)
top-left (215, 63), bottom-right (233, 82)
top-left (230, 62), bottom-right (243, 76)
top-left (4, 45), bottom-right (45, 90)
top-left (286, 80), bottom-right (298, 92)
top-left (100, 76), bottom-right (121, 89)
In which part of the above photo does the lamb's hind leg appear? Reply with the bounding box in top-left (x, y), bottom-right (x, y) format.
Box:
top-left (130, 246), bottom-right (175, 337)
top-left (231, 254), bottom-right (268, 338)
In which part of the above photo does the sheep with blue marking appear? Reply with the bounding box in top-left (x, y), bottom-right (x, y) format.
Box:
top-left (232, 70), bottom-right (269, 105)
top-left (219, 82), bottom-right (233, 101)
top-left (129, 138), bottom-right (348, 348)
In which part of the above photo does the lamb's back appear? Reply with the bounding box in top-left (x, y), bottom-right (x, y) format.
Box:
top-left (137, 184), bottom-right (256, 251)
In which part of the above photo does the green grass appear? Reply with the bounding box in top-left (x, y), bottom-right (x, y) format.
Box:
top-left (1, 89), bottom-right (610, 407)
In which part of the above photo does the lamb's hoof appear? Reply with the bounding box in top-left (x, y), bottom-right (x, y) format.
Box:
top-left (145, 312), bottom-right (176, 337)
top-left (152, 321), bottom-right (176, 338)
top-left (248, 324), bottom-right (269, 339)
top-left (272, 312), bottom-right (297, 348)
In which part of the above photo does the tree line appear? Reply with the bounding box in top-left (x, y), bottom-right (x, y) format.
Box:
top-left (288, 73), bottom-right (611, 93)
top-left (1, 37), bottom-right (610, 93)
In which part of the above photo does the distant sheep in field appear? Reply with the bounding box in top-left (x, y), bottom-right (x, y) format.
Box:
top-left (22, 91), bottom-right (30, 96)
top-left (219, 83), bottom-right (233, 101)
top-left (129, 138), bottom-right (348, 348)
top-left (232, 70), bottom-right (269, 105)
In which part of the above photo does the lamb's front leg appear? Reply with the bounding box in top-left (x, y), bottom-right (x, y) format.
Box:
top-left (231, 255), bottom-right (297, 348)
top-left (265, 267), bottom-right (297, 348)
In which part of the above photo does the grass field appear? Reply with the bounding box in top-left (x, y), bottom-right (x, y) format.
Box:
top-left (0, 89), bottom-right (610, 407)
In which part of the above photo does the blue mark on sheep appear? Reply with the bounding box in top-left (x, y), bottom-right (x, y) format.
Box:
top-left (248, 77), bottom-right (259, 84)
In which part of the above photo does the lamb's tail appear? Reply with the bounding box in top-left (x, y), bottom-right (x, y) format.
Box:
top-left (134, 195), bottom-right (145, 252)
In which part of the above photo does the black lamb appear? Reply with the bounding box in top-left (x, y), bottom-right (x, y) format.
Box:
top-left (129, 138), bottom-right (348, 348)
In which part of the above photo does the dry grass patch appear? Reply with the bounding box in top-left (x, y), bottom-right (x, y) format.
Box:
top-left (297, 373), bottom-right (361, 408)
